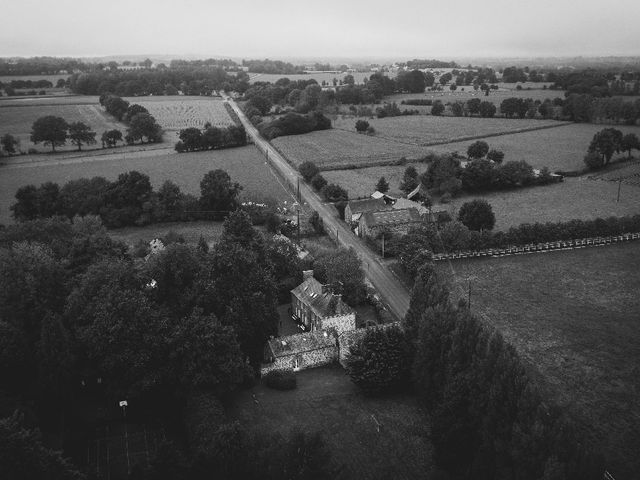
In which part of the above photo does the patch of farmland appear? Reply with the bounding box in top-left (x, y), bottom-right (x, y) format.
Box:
top-left (427, 123), bottom-right (640, 172)
top-left (123, 96), bottom-right (235, 135)
top-left (437, 242), bottom-right (640, 478)
top-left (443, 176), bottom-right (640, 230)
top-left (0, 145), bottom-right (293, 225)
top-left (331, 115), bottom-right (567, 146)
top-left (271, 129), bottom-right (434, 170)
top-left (0, 95), bottom-right (100, 107)
top-left (0, 103), bottom-right (124, 152)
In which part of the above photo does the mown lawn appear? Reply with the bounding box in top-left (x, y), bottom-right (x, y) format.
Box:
top-left (0, 145), bottom-right (294, 225)
top-left (435, 242), bottom-right (640, 478)
top-left (444, 177), bottom-right (640, 230)
top-left (228, 365), bottom-right (432, 480)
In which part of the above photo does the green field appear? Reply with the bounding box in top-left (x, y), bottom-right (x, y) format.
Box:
top-left (322, 163), bottom-right (426, 198)
top-left (436, 242), bottom-right (640, 477)
top-left (109, 220), bottom-right (226, 248)
top-left (0, 98), bottom-right (124, 152)
top-left (229, 365), bottom-right (432, 480)
top-left (0, 145), bottom-right (294, 225)
top-left (331, 115), bottom-right (566, 146)
top-left (444, 177), bottom-right (640, 230)
top-left (272, 129), bottom-right (434, 169)
top-left (429, 123), bottom-right (640, 172)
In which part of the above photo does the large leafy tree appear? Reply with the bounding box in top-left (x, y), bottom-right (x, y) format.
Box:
top-left (588, 127), bottom-right (623, 164)
top-left (1, 133), bottom-right (19, 154)
top-left (0, 413), bottom-right (85, 480)
top-left (30, 115), bottom-right (68, 151)
top-left (621, 133), bottom-right (640, 158)
top-left (199, 169), bottom-right (242, 220)
top-left (67, 122), bottom-right (96, 151)
top-left (346, 325), bottom-right (412, 394)
top-left (457, 199), bottom-right (496, 231)
top-left (313, 247), bottom-right (366, 306)
top-left (467, 140), bottom-right (490, 159)
top-left (127, 112), bottom-right (162, 143)
top-left (101, 170), bottom-right (153, 227)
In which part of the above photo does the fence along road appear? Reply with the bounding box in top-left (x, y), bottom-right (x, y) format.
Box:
top-left (223, 95), bottom-right (411, 320)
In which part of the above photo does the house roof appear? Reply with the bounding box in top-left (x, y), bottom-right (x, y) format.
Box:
top-left (362, 207), bottom-right (423, 228)
top-left (291, 276), bottom-right (354, 319)
top-left (268, 330), bottom-right (336, 358)
top-left (346, 198), bottom-right (390, 215)
top-left (406, 183), bottom-right (428, 200)
top-left (392, 197), bottom-right (429, 215)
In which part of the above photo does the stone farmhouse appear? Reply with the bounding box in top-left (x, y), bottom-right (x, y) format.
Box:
top-left (290, 271), bottom-right (356, 334)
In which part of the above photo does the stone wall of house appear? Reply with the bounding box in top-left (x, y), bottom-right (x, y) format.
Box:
top-left (322, 313), bottom-right (356, 335)
top-left (260, 343), bottom-right (339, 375)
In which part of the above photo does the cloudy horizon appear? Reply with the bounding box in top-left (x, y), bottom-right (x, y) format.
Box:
top-left (2, 0), bottom-right (640, 60)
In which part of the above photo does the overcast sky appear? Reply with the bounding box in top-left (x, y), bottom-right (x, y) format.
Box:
top-left (2, 0), bottom-right (640, 60)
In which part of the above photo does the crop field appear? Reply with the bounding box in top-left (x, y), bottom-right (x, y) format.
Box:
top-left (331, 115), bottom-right (567, 146)
top-left (248, 71), bottom-right (378, 85)
top-left (436, 242), bottom-right (640, 477)
top-left (444, 177), bottom-right (640, 230)
top-left (0, 102), bottom-right (124, 151)
top-left (229, 365), bottom-right (432, 480)
top-left (122, 96), bottom-right (236, 139)
top-left (383, 84), bottom-right (561, 107)
top-left (428, 123), bottom-right (640, 172)
top-left (272, 129), bottom-right (434, 169)
top-left (0, 145), bottom-right (294, 225)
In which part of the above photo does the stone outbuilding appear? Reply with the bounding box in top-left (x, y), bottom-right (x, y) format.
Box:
top-left (358, 207), bottom-right (424, 237)
top-left (261, 330), bottom-right (338, 374)
top-left (344, 198), bottom-right (391, 225)
top-left (290, 271), bottom-right (356, 335)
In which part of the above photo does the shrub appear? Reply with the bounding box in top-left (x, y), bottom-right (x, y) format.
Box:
top-left (457, 199), bottom-right (496, 231)
top-left (310, 173), bottom-right (327, 191)
top-left (264, 369), bottom-right (297, 390)
top-left (486, 149), bottom-right (505, 163)
top-left (467, 140), bottom-right (490, 159)
top-left (431, 101), bottom-right (445, 116)
top-left (299, 161), bottom-right (320, 182)
top-left (355, 119), bottom-right (369, 133)
top-left (366, 125), bottom-right (376, 135)
top-left (584, 151), bottom-right (604, 170)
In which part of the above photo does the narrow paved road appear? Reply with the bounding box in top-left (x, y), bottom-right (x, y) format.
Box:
top-left (223, 95), bottom-right (411, 320)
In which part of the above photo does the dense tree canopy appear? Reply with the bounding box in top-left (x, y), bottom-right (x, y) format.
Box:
top-left (30, 116), bottom-right (68, 151)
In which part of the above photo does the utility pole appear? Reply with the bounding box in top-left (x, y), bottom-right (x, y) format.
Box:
top-left (297, 208), bottom-right (300, 244)
top-left (297, 177), bottom-right (300, 202)
top-left (468, 280), bottom-right (471, 310)
top-left (382, 233), bottom-right (385, 258)
top-left (617, 179), bottom-right (622, 203)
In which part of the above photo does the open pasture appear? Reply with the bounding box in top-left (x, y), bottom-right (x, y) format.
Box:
top-left (331, 115), bottom-right (566, 146)
top-left (444, 176), bottom-right (640, 230)
top-left (123, 96), bottom-right (236, 136)
top-left (589, 160), bottom-right (640, 187)
top-left (271, 129), bottom-right (434, 170)
top-left (437, 242), bottom-right (640, 477)
top-left (428, 123), bottom-right (640, 172)
top-left (0, 102), bottom-right (124, 151)
top-left (0, 145), bottom-right (293, 225)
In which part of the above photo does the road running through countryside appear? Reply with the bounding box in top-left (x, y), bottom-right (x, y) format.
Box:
top-left (222, 94), bottom-right (411, 320)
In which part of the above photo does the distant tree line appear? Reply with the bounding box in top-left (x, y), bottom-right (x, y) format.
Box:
top-left (0, 79), bottom-right (54, 89)
top-left (175, 124), bottom-right (247, 152)
top-left (11, 169), bottom-right (242, 227)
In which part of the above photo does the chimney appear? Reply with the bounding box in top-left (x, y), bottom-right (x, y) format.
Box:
top-left (303, 270), bottom-right (314, 280)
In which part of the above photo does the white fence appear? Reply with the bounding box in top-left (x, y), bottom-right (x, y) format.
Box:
top-left (433, 232), bottom-right (640, 261)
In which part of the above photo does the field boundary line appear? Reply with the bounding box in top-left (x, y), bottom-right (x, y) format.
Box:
top-left (332, 119), bottom-right (571, 149)
top-left (432, 233), bottom-right (640, 261)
